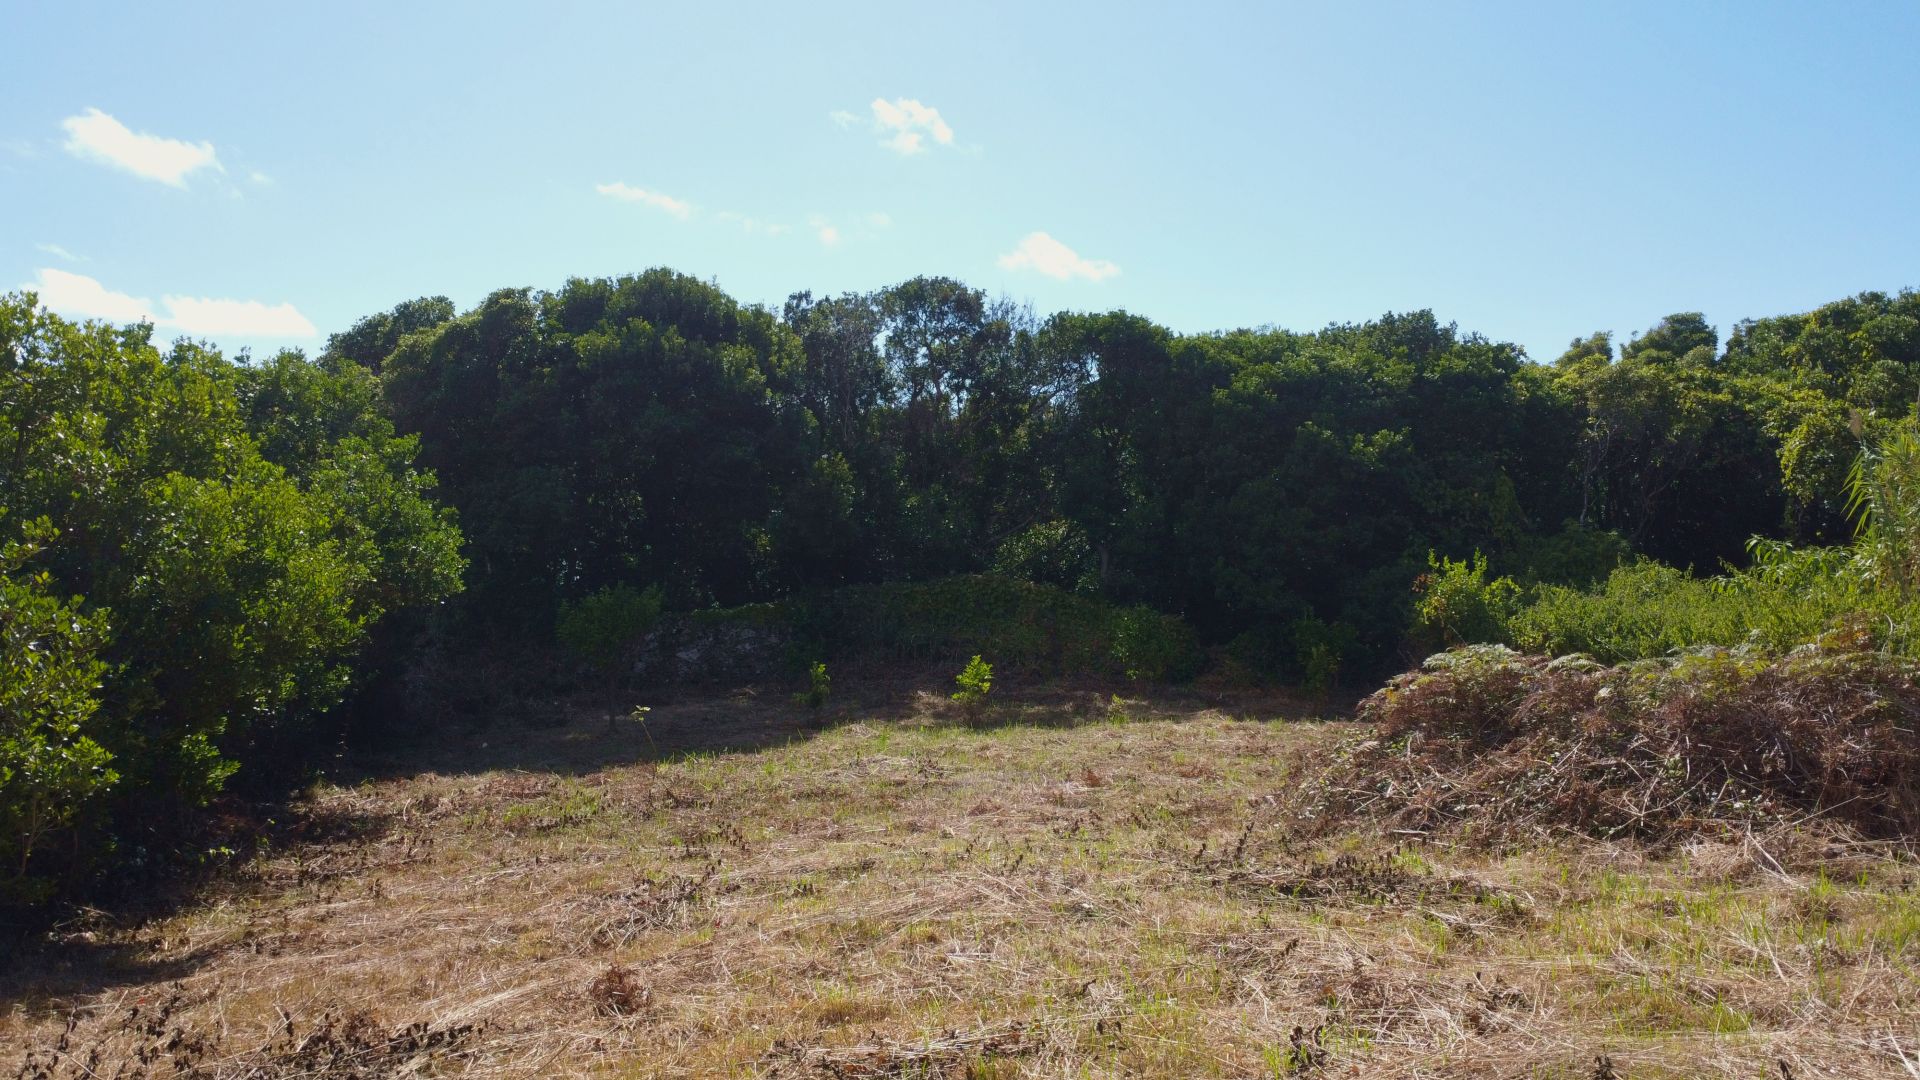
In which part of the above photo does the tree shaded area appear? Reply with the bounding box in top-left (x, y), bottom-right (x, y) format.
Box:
top-left (347, 271), bottom-right (1917, 676)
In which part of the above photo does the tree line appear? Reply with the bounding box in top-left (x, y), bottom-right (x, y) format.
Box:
top-left (4, 272), bottom-right (1918, 913)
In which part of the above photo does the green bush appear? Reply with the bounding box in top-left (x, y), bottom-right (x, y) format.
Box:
top-left (1411, 551), bottom-right (1522, 651)
top-left (806, 575), bottom-right (1108, 672)
top-left (1510, 521), bottom-right (1631, 587)
top-left (793, 661), bottom-right (831, 710)
top-left (952, 654), bottom-right (994, 710)
top-left (1110, 605), bottom-right (1203, 682)
top-left (1, 525), bottom-right (116, 905)
top-left (1509, 550), bottom-right (1920, 664)
top-left (557, 584), bottom-right (665, 670)
top-left (1291, 615), bottom-right (1358, 693)
top-left (0, 297), bottom-right (465, 908)
top-left (558, 583), bottom-right (664, 729)
top-left (990, 520), bottom-right (1098, 593)
top-left (792, 574), bottom-right (1199, 681)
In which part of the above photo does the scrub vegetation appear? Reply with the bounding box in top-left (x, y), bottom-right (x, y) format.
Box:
top-left (6, 277), bottom-right (1920, 1075)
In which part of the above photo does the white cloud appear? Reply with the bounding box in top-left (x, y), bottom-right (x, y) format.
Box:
top-left (829, 109), bottom-right (858, 129)
top-left (163, 293), bottom-right (317, 337)
top-left (997, 232), bottom-right (1120, 282)
top-left (35, 242), bottom-right (84, 263)
top-left (596, 181), bottom-right (692, 218)
top-left (25, 268), bottom-right (317, 337)
top-left (807, 214), bottom-right (841, 248)
top-left (61, 108), bottom-right (220, 187)
top-left (867, 97), bottom-right (955, 155)
top-left (717, 210), bottom-right (792, 236)
top-left (248, 169), bottom-right (273, 185)
top-left (866, 212), bottom-right (893, 228)
top-left (28, 268), bottom-right (152, 323)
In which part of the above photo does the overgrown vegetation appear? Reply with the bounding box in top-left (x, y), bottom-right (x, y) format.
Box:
top-left (8, 273), bottom-right (1920, 923)
top-left (1418, 414), bottom-right (1920, 665)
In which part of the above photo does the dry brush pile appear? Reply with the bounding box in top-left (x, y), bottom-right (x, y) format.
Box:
top-left (1292, 635), bottom-right (1920, 843)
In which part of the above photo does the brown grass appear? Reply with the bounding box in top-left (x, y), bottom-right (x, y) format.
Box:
top-left (3, 676), bottom-right (1918, 1077)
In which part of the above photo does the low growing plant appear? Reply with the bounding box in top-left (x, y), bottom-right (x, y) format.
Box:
top-left (793, 661), bottom-right (831, 710)
top-left (951, 654), bottom-right (994, 714)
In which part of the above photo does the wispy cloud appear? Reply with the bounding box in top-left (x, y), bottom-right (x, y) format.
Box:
top-left (866, 212), bottom-right (893, 228)
top-left (851, 98), bottom-right (957, 155)
top-left (61, 108), bottom-right (220, 187)
top-left (595, 181), bottom-right (692, 218)
top-left (807, 214), bottom-right (841, 248)
top-left (35, 242), bottom-right (84, 263)
top-left (26, 268), bottom-right (317, 337)
top-left (997, 232), bottom-right (1120, 282)
top-left (717, 210), bottom-right (791, 236)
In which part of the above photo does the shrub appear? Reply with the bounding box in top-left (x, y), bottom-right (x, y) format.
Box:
top-left (0, 299), bottom-right (464, 909)
top-left (1109, 605), bottom-right (1203, 682)
top-left (1510, 521), bottom-right (1631, 587)
top-left (1848, 422), bottom-right (1920, 595)
top-left (2, 526), bottom-right (116, 905)
top-left (793, 661), bottom-right (831, 710)
top-left (952, 655), bottom-right (994, 712)
top-left (794, 575), bottom-right (1200, 680)
top-left (990, 520), bottom-right (1097, 593)
top-left (1510, 553), bottom-right (1920, 663)
top-left (798, 576), bottom-right (1107, 673)
top-left (557, 583), bottom-right (663, 728)
top-left (1290, 616), bottom-right (1358, 693)
top-left (557, 584), bottom-right (664, 670)
top-left (1410, 551), bottom-right (1521, 651)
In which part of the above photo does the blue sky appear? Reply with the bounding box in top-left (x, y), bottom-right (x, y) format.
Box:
top-left (6, 1), bottom-right (1918, 361)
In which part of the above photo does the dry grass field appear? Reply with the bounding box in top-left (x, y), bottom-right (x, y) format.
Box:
top-left (5, 677), bottom-right (1918, 1078)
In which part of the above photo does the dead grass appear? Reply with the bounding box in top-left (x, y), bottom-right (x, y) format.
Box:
top-left (1318, 643), bottom-right (1920, 844)
top-left (3, 677), bottom-right (1918, 1078)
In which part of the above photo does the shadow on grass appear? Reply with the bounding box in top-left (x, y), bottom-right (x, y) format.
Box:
top-left (0, 663), bottom-right (1337, 1006)
top-left (0, 798), bottom-right (403, 1013)
top-left (341, 661), bottom-right (1340, 783)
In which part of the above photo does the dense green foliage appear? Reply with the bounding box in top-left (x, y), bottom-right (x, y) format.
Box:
top-left (1, 523), bottom-right (114, 905)
top-left (0, 298), bottom-right (463, 909)
top-left (341, 271), bottom-right (1920, 677)
top-left (6, 273), bottom-right (1917, 914)
top-left (1447, 417), bottom-right (1920, 664)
